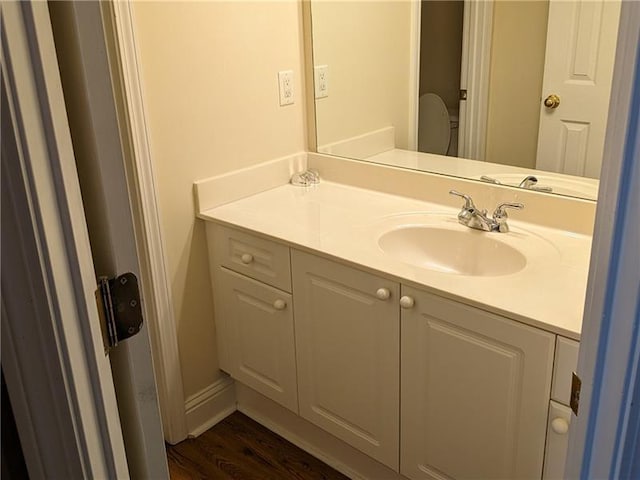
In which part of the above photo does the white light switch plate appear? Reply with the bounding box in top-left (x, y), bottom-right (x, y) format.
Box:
top-left (278, 70), bottom-right (294, 106)
top-left (314, 65), bottom-right (329, 99)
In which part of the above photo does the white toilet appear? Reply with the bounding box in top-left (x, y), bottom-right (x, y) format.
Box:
top-left (418, 93), bottom-right (458, 156)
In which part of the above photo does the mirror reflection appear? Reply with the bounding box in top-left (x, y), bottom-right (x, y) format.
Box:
top-left (310, 0), bottom-right (622, 200)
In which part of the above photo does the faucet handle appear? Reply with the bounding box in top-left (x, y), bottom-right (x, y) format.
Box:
top-left (449, 190), bottom-right (476, 210)
top-left (492, 203), bottom-right (524, 232)
top-left (493, 202), bottom-right (524, 218)
top-left (480, 175), bottom-right (501, 185)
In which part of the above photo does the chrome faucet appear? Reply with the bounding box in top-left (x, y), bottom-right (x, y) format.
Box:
top-left (449, 190), bottom-right (524, 233)
top-left (480, 174), bottom-right (553, 193)
top-left (518, 175), bottom-right (553, 193)
top-left (518, 175), bottom-right (538, 188)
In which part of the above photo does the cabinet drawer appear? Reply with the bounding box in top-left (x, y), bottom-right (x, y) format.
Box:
top-left (209, 223), bottom-right (291, 292)
top-left (551, 336), bottom-right (579, 406)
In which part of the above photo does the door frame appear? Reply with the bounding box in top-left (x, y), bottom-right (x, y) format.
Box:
top-left (458, 0), bottom-right (493, 160)
top-left (101, 0), bottom-right (189, 444)
top-left (408, 0), bottom-right (421, 151)
top-left (565, 1), bottom-right (640, 476)
top-left (1, 2), bottom-right (129, 477)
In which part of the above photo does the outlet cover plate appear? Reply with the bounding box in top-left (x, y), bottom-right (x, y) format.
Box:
top-left (314, 65), bottom-right (329, 99)
top-left (278, 70), bottom-right (294, 106)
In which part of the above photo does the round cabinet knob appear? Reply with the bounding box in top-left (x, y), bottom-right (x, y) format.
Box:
top-left (273, 299), bottom-right (286, 310)
top-left (551, 417), bottom-right (569, 435)
top-left (400, 296), bottom-right (415, 309)
top-left (376, 288), bottom-right (391, 300)
top-left (543, 94), bottom-right (561, 109)
top-left (240, 253), bottom-right (254, 264)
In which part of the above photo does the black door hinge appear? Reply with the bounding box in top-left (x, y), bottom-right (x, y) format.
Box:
top-left (571, 371), bottom-right (582, 416)
top-left (96, 272), bottom-right (143, 354)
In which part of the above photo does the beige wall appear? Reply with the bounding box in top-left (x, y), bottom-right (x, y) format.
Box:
top-left (485, 1), bottom-right (549, 168)
top-left (311, 0), bottom-right (412, 149)
top-left (131, 1), bottom-right (307, 398)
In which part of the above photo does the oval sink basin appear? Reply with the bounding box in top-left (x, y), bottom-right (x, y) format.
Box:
top-left (378, 226), bottom-right (527, 276)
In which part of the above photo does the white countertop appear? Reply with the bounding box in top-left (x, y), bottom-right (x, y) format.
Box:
top-left (199, 181), bottom-right (592, 340)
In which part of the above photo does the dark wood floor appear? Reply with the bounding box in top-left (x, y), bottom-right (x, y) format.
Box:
top-left (166, 412), bottom-right (350, 480)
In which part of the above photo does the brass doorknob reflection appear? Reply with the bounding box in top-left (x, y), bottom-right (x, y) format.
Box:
top-left (543, 94), bottom-right (561, 109)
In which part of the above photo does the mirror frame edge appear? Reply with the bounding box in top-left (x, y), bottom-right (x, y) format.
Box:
top-left (301, 0), bottom-right (317, 152)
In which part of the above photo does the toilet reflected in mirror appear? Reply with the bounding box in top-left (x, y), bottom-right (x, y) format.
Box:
top-left (418, 93), bottom-right (459, 157)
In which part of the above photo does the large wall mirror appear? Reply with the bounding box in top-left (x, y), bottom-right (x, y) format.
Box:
top-left (309, 0), bottom-right (622, 200)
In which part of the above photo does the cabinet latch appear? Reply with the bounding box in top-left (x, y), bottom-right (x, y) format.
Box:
top-left (96, 272), bottom-right (143, 354)
top-left (570, 371), bottom-right (582, 416)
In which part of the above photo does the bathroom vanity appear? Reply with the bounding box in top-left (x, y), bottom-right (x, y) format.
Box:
top-left (199, 168), bottom-right (588, 480)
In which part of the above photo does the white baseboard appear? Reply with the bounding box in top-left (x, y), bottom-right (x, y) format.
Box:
top-left (194, 151), bottom-right (307, 214)
top-left (236, 383), bottom-right (403, 480)
top-left (184, 376), bottom-right (236, 438)
top-left (184, 379), bottom-right (405, 478)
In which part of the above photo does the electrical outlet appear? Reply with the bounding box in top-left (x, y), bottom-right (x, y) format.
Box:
top-left (314, 65), bottom-right (329, 99)
top-left (278, 70), bottom-right (294, 106)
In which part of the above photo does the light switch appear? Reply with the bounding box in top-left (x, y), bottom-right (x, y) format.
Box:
top-left (278, 70), bottom-right (294, 106)
top-left (314, 65), bottom-right (329, 99)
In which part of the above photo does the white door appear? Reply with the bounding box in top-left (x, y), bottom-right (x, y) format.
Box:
top-left (536, 0), bottom-right (621, 177)
top-left (400, 287), bottom-right (555, 480)
top-left (1, 2), bottom-right (167, 478)
top-left (46, 1), bottom-right (170, 477)
top-left (292, 250), bottom-right (400, 470)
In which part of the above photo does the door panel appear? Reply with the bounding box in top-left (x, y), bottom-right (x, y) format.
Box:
top-left (536, 0), bottom-right (621, 177)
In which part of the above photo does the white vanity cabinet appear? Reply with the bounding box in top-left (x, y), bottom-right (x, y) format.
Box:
top-left (400, 285), bottom-right (556, 480)
top-left (207, 224), bottom-right (299, 413)
top-left (291, 250), bottom-right (401, 470)
top-left (206, 223), bottom-right (578, 479)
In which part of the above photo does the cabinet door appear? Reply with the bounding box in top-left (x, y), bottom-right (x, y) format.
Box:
top-left (401, 286), bottom-right (555, 480)
top-left (216, 267), bottom-right (298, 413)
top-left (292, 250), bottom-right (400, 470)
